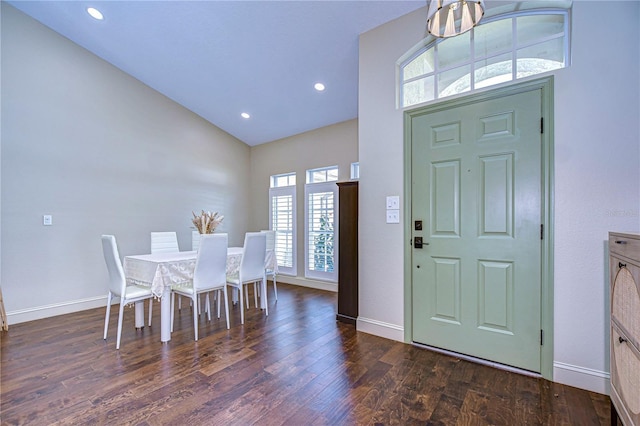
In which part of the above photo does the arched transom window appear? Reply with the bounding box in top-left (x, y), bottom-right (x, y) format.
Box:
top-left (401, 9), bottom-right (570, 108)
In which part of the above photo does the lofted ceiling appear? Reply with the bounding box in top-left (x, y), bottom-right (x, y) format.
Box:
top-left (7, 0), bottom-right (427, 146)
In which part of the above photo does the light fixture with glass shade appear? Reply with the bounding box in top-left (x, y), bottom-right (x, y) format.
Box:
top-left (426, 0), bottom-right (485, 38)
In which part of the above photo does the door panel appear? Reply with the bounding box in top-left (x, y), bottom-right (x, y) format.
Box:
top-left (411, 89), bottom-right (542, 372)
top-left (479, 153), bottom-right (513, 236)
top-left (432, 256), bottom-right (461, 324)
top-left (431, 160), bottom-right (460, 236)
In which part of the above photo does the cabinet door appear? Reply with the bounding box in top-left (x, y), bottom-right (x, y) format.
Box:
top-left (611, 324), bottom-right (640, 425)
top-left (610, 255), bottom-right (640, 426)
top-left (611, 263), bottom-right (640, 348)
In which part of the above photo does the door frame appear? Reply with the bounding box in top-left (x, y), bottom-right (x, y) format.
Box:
top-left (402, 77), bottom-right (554, 380)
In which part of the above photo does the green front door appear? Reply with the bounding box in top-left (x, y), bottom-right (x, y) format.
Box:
top-left (410, 88), bottom-right (543, 372)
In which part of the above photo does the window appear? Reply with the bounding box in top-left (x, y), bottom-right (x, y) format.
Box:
top-left (401, 10), bottom-right (569, 107)
top-left (305, 167), bottom-right (338, 281)
top-left (306, 166), bottom-right (338, 184)
top-left (269, 173), bottom-right (296, 275)
top-left (270, 172), bottom-right (296, 188)
top-left (350, 162), bottom-right (360, 180)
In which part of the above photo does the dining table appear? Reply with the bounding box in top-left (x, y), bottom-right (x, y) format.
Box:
top-left (123, 247), bottom-right (277, 342)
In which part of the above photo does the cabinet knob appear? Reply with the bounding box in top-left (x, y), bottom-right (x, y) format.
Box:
top-left (619, 262), bottom-right (627, 269)
top-left (619, 336), bottom-right (627, 344)
top-left (615, 240), bottom-right (627, 245)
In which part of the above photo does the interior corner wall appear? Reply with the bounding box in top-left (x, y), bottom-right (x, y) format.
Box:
top-left (0, 3), bottom-right (3, 306)
top-left (1, 4), bottom-right (251, 323)
top-left (249, 119), bottom-right (358, 291)
top-left (358, 1), bottom-right (640, 394)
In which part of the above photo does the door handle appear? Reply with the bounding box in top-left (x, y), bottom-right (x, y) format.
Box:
top-left (414, 237), bottom-right (429, 248)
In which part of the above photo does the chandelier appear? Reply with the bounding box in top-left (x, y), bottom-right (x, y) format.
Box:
top-left (426, 0), bottom-right (485, 38)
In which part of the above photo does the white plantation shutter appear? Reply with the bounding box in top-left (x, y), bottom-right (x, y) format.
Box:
top-left (269, 186), bottom-right (296, 275)
top-left (304, 181), bottom-right (338, 282)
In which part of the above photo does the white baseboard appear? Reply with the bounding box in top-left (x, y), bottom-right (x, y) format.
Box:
top-left (353, 318), bottom-right (611, 396)
top-left (553, 361), bottom-right (610, 395)
top-left (357, 316), bottom-right (404, 342)
top-left (276, 276), bottom-right (338, 292)
top-left (9, 277), bottom-right (335, 325)
top-left (7, 296), bottom-right (107, 325)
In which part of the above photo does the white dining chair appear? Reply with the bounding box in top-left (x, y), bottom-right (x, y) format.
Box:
top-left (226, 232), bottom-right (267, 324)
top-left (151, 231), bottom-right (188, 310)
top-left (260, 229), bottom-right (278, 301)
top-left (189, 230), bottom-right (208, 313)
top-left (150, 231), bottom-right (179, 253)
top-left (171, 233), bottom-right (229, 340)
top-left (102, 235), bottom-right (154, 350)
top-left (192, 230), bottom-right (201, 251)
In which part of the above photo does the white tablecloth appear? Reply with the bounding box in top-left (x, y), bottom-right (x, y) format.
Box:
top-left (124, 249), bottom-right (248, 298)
top-left (123, 248), bottom-right (276, 342)
top-left (225, 247), bottom-right (278, 278)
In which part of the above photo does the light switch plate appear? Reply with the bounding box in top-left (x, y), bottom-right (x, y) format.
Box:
top-left (43, 215), bottom-right (52, 226)
top-left (386, 195), bottom-right (400, 210)
top-left (386, 209), bottom-right (400, 224)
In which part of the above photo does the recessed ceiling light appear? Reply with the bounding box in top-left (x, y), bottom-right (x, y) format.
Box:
top-left (314, 83), bottom-right (326, 92)
top-left (87, 7), bottom-right (104, 20)
top-left (241, 112), bottom-right (250, 119)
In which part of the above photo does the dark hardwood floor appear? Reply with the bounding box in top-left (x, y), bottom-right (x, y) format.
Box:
top-left (1, 284), bottom-right (610, 425)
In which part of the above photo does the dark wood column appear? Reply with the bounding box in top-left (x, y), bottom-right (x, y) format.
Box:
top-left (336, 181), bottom-right (358, 325)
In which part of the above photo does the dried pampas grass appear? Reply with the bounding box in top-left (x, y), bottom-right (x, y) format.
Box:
top-left (192, 210), bottom-right (224, 234)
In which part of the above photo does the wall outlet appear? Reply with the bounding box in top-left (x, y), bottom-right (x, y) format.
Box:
top-left (386, 209), bottom-right (400, 224)
top-left (386, 195), bottom-right (400, 210)
top-left (43, 215), bottom-right (52, 226)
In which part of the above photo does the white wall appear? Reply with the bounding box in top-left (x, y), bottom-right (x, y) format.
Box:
top-left (1, 4), bottom-right (251, 322)
top-left (359, 1), bottom-right (640, 394)
top-left (249, 119), bottom-right (358, 291)
top-left (552, 1), bottom-right (640, 393)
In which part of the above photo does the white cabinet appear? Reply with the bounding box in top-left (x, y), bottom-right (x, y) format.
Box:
top-left (610, 232), bottom-right (640, 426)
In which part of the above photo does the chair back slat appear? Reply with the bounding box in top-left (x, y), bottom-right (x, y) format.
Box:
top-left (151, 231), bottom-right (179, 253)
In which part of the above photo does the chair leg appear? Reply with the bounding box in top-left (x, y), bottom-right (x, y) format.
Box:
top-left (238, 285), bottom-right (245, 324)
top-left (148, 298), bottom-right (153, 327)
top-left (254, 282), bottom-right (258, 308)
top-left (178, 295), bottom-right (182, 311)
top-left (193, 295), bottom-right (199, 341)
top-left (217, 289), bottom-right (221, 318)
top-left (103, 292), bottom-right (113, 340)
top-left (262, 277), bottom-right (268, 316)
top-left (245, 285), bottom-right (250, 309)
top-left (116, 301), bottom-right (125, 350)
top-left (223, 286), bottom-right (230, 329)
top-left (273, 274), bottom-right (278, 301)
top-left (170, 292), bottom-right (175, 332)
top-left (211, 290), bottom-right (217, 313)
top-left (205, 293), bottom-right (212, 322)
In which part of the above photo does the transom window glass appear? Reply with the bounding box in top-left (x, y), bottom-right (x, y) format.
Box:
top-left (350, 162), bottom-right (360, 180)
top-left (306, 166), bottom-right (338, 184)
top-left (401, 10), bottom-right (569, 108)
top-left (270, 172), bottom-right (296, 188)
